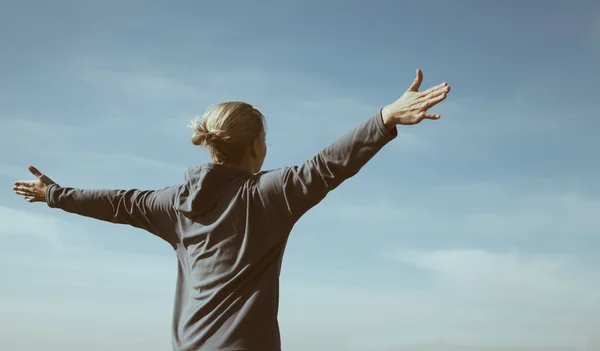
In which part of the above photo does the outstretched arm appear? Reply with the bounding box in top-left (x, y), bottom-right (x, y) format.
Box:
top-left (257, 69), bottom-right (450, 224)
top-left (258, 109), bottom-right (397, 224)
top-left (13, 166), bottom-right (179, 245)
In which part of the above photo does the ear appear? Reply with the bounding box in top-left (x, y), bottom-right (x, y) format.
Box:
top-left (250, 137), bottom-right (260, 158)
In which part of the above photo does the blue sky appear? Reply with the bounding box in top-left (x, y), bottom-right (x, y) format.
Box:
top-left (1, 1), bottom-right (600, 350)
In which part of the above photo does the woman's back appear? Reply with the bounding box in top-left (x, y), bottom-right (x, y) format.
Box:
top-left (172, 163), bottom-right (292, 350)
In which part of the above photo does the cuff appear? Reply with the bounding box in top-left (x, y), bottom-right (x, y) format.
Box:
top-left (375, 108), bottom-right (398, 140)
top-left (45, 183), bottom-right (61, 208)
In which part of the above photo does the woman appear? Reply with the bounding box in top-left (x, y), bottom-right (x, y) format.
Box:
top-left (13, 69), bottom-right (450, 351)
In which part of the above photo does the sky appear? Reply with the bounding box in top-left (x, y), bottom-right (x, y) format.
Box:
top-left (1, 0), bottom-right (600, 350)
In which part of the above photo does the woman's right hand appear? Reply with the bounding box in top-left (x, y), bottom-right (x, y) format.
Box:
top-left (13, 166), bottom-right (56, 203)
top-left (382, 69), bottom-right (450, 127)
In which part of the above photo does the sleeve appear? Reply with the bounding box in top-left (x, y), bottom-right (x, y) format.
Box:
top-left (45, 183), bottom-right (180, 245)
top-left (257, 110), bottom-right (397, 224)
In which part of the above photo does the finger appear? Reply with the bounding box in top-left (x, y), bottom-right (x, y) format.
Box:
top-left (420, 82), bottom-right (450, 97)
top-left (14, 187), bottom-right (39, 195)
top-left (13, 185), bottom-right (38, 193)
top-left (25, 196), bottom-right (44, 203)
top-left (423, 93), bottom-right (448, 110)
top-left (419, 88), bottom-right (447, 104)
top-left (407, 69), bottom-right (423, 92)
top-left (422, 113), bottom-right (441, 120)
top-left (13, 180), bottom-right (36, 188)
top-left (15, 189), bottom-right (37, 197)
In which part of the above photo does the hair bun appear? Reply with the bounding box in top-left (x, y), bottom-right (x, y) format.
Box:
top-left (190, 120), bottom-right (217, 147)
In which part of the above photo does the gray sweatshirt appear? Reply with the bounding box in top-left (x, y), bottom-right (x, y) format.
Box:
top-left (45, 110), bottom-right (397, 351)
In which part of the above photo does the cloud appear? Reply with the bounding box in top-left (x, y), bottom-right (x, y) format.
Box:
top-left (0, 204), bottom-right (174, 288)
top-left (384, 249), bottom-right (599, 346)
top-left (278, 248), bottom-right (599, 351)
top-left (72, 150), bottom-right (184, 172)
top-left (386, 249), bottom-right (596, 298)
top-left (0, 113), bottom-right (185, 188)
top-left (0, 113), bottom-right (121, 155)
top-left (71, 56), bottom-right (204, 101)
top-left (80, 66), bottom-right (200, 100)
top-left (311, 178), bottom-right (600, 247)
top-left (283, 178), bottom-right (600, 349)
top-left (72, 57), bottom-right (336, 103)
top-left (0, 205), bottom-right (176, 351)
top-left (0, 205), bottom-right (88, 251)
top-left (391, 344), bottom-right (591, 351)
top-left (0, 252), bottom-right (175, 351)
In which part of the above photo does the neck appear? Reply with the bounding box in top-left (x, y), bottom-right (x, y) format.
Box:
top-left (220, 158), bottom-right (256, 174)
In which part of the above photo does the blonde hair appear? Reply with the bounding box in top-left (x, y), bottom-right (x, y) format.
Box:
top-left (189, 102), bottom-right (267, 164)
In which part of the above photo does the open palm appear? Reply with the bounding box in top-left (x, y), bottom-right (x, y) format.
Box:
top-left (12, 166), bottom-right (56, 203)
top-left (383, 69), bottom-right (451, 125)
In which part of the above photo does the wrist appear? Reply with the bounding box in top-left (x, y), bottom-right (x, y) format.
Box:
top-left (381, 105), bottom-right (396, 131)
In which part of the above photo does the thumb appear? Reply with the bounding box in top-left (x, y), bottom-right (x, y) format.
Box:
top-left (28, 165), bottom-right (44, 179)
top-left (408, 69), bottom-right (423, 92)
top-left (28, 165), bottom-right (55, 185)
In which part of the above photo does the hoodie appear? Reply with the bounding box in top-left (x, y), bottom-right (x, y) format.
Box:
top-left (45, 110), bottom-right (398, 350)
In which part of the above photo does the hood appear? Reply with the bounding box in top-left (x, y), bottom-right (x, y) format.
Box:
top-left (176, 163), bottom-right (253, 218)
